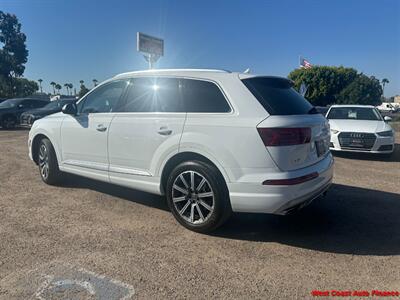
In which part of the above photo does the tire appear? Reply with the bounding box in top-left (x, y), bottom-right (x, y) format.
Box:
top-left (38, 138), bottom-right (63, 185)
top-left (1, 115), bottom-right (16, 129)
top-left (166, 160), bottom-right (231, 233)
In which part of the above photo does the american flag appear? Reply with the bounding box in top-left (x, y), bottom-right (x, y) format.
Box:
top-left (300, 57), bottom-right (312, 69)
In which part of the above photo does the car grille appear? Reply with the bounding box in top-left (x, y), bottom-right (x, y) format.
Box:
top-left (338, 132), bottom-right (376, 150)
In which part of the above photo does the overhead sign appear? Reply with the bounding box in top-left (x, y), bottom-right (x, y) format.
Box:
top-left (137, 32), bottom-right (164, 56)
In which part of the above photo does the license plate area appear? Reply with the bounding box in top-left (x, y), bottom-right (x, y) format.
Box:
top-left (349, 139), bottom-right (363, 147)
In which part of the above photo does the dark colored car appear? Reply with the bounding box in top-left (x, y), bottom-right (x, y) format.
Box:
top-left (20, 98), bottom-right (76, 127)
top-left (315, 106), bottom-right (329, 116)
top-left (0, 98), bottom-right (49, 129)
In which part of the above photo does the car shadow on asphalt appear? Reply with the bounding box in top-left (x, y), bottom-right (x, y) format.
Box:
top-left (212, 183), bottom-right (400, 256)
top-left (61, 174), bottom-right (399, 256)
top-left (332, 143), bottom-right (400, 162)
top-left (60, 174), bottom-right (169, 211)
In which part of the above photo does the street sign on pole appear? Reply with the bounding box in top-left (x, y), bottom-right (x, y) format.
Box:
top-left (137, 32), bottom-right (164, 69)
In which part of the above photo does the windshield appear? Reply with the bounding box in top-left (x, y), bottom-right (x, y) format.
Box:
top-left (241, 77), bottom-right (313, 115)
top-left (42, 101), bottom-right (60, 110)
top-left (0, 99), bottom-right (19, 108)
top-left (327, 107), bottom-right (383, 121)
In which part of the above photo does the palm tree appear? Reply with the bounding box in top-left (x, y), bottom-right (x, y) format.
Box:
top-left (64, 83), bottom-right (70, 95)
top-left (68, 83), bottom-right (73, 95)
top-left (79, 80), bottom-right (84, 87)
top-left (50, 81), bottom-right (56, 95)
top-left (38, 79), bottom-right (43, 93)
top-left (92, 79), bottom-right (98, 87)
top-left (381, 78), bottom-right (389, 97)
top-left (55, 83), bottom-right (62, 95)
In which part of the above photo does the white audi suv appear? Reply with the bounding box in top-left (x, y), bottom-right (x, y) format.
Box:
top-left (28, 69), bottom-right (333, 232)
top-left (326, 105), bottom-right (395, 154)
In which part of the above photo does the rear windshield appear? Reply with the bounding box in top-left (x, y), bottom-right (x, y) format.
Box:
top-left (241, 77), bottom-right (313, 115)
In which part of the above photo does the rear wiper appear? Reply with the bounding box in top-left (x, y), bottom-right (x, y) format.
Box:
top-left (308, 107), bottom-right (318, 114)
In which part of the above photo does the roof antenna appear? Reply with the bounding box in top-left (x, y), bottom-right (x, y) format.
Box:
top-left (243, 68), bottom-right (250, 74)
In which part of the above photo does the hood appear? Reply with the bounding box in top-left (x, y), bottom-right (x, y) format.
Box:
top-left (329, 119), bottom-right (391, 133)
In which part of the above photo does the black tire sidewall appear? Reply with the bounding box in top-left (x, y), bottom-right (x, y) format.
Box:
top-left (39, 138), bottom-right (61, 185)
top-left (166, 160), bottom-right (230, 233)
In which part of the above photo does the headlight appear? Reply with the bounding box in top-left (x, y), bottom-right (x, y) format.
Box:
top-left (377, 130), bottom-right (393, 137)
top-left (330, 129), bottom-right (339, 134)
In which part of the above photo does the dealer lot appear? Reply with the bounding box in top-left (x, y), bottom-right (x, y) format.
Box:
top-left (0, 129), bottom-right (399, 299)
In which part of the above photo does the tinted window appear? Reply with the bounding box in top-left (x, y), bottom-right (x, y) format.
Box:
top-left (80, 80), bottom-right (126, 113)
top-left (31, 100), bottom-right (48, 108)
top-left (121, 77), bottom-right (183, 112)
top-left (241, 77), bottom-right (313, 115)
top-left (327, 107), bottom-right (382, 121)
top-left (21, 100), bottom-right (46, 109)
top-left (181, 79), bottom-right (230, 113)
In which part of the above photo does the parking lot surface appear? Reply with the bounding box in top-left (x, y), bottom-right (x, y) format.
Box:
top-left (0, 129), bottom-right (399, 299)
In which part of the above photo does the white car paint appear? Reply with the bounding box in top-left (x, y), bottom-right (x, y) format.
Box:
top-left (326, 105), bottom-right (395, 154)
top-left (29, 69), bottom-right (333, 215)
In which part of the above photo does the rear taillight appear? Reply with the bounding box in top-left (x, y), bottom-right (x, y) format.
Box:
top-left (257, 127), bottom-right (311, 146)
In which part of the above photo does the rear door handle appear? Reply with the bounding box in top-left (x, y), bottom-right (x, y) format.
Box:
top-left (96, 124), bottom-right (107, 132)
top-left (158, 127), bottom-right (172, 136)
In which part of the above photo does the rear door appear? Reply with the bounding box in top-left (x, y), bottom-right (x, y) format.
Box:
top-left (242, 76), bottom-right (330, 171)
top-left (108, 77), bottom-right (186, 188)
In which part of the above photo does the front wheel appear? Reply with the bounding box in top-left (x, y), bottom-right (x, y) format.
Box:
top-left (38, 138), bottom-right (63, 185)
top-left (166, 161), bottom-right (231, 233)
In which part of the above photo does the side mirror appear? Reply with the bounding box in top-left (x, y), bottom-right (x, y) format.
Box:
top-left (62, 103), bottom-right (77, 115)
top-left (384, 116), bottom-right (392, 122)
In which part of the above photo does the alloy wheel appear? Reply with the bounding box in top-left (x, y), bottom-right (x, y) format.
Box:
top-left (171, 170), bottom-right (214, 224)
top-left (38, 143), bottom-right (49, 180)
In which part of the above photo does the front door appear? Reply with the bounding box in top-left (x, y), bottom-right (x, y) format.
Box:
top-left (60, 79), bottom-right (128, 181)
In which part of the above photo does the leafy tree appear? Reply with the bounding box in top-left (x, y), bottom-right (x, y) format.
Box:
top-left (50, 81), bottom-right (56, 94)
top-left (337, 74), bottom-right (382, 106)
top-left (288, 66), bottom-right (382, 106)
top-left (55, 83), bottom-right (61, 94)
top-left (381, 78), bottom-right (389, 96)
top-left (68, 83), bottom-right (73, 95)
top-left (78, 84), bottom-right (90, 98)
top-left (64, 83), bottom-right (70, 95)
top-left (38, 78), bottom-right (43, 93)
top-left (288, 66), bottom-right (358, 106)
top-left (0, 11), bottom-right (28, 78)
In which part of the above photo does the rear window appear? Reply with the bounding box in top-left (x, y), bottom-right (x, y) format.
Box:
top-left (181, 79), bottom-right (230, 113)
top-left (241, 77), bottom-right (313, 115)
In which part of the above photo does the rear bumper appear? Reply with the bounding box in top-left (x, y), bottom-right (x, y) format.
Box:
top-left (227, 153), bottom-right (334, 214)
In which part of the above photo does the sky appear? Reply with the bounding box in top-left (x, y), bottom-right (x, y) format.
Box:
top-left (1, 0), bottom-right (399, 96)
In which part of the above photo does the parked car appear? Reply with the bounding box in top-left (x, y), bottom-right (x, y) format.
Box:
top-left (326, 105), bottom-right (395, 154)
top-left (315, 106), bottom-right (329, 115)
top-left (28, 69), bottom-right (333, 232)
top-left (0, 98), bottom-right (49, 129)
top-left (20, 98), bottom-right (76, 127)
top-left (376, 102), bottom-right (399, 113)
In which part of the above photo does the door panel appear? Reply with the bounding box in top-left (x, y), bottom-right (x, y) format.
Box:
top-left (61, 113), bottom-right (114, 174)
top-left (107, 77), bottom-right (186, 192)
top-left (59, 79), bottom-right (128, 181)
top-left (108, 113), bottom-right (185, 176)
